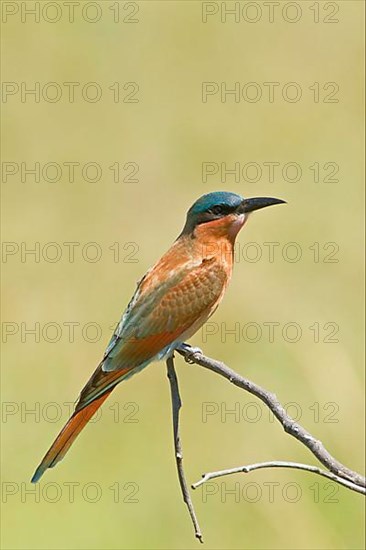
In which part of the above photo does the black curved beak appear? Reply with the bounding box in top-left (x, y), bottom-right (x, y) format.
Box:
top-left (239, 197), bottom-right (286, 214)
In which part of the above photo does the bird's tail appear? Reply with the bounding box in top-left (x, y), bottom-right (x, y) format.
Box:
top-left (31, 389), bottom-right (113, 483)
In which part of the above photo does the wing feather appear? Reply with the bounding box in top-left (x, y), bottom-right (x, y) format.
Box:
top-left (103, 256), bottom-right (227, 371)
top-left (75, 257), bottom-right (228, 410)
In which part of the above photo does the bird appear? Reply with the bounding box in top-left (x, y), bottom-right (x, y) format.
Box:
top-left (31, 191), bottom-right (285, 483)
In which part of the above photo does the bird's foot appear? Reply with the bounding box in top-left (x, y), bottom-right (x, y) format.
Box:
top-left (177, 343), bottom-right (202, 364)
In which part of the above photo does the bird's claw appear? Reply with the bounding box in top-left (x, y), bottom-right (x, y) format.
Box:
top-left (178, 343), bottom-right (202, 364)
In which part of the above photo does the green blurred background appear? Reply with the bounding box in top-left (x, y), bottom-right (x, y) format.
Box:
top-left (1, 1), bottom-right (364, 548)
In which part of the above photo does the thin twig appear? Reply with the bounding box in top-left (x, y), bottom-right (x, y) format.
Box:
top-left (166, 355), bottom-right (203, 543)
top-left (177, 345), bottom-right (365, 491)
top-left (192, 460), bottom-right (366, 495)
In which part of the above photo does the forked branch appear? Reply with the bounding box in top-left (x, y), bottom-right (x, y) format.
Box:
top-left (192, 460), bottom-right (365, 495)
top-left (165, 346), bottom-right (364, 543)
top-left (176, 345), bottom-right (365, 492)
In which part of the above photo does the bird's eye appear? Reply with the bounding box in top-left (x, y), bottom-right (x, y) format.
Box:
top-left (208, 204), bottom-right (225, 216)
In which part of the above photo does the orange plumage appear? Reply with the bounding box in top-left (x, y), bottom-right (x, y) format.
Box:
top-left (31, 192), bottom-right (285, 482)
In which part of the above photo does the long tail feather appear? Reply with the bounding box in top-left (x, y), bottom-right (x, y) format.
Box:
top-left (31, 389), bottom-right (113, 483)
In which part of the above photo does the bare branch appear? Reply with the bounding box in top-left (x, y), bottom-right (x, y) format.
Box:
top-left (192, 460), bottom-right (366, 495)
top-left (177, 345), bottom-right (365, 491)
top-left (166, 355), bottom-right (203, 543)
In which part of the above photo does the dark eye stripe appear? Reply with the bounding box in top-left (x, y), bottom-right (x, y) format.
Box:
top-left (208, 204), bottom-right (234, 216)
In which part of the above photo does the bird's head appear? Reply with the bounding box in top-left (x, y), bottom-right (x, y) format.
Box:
top-left (180, 191), bottom-right (286, 241)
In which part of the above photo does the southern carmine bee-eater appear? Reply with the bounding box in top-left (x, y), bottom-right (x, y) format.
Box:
top-left (31, 191), bottom-right (285, 483)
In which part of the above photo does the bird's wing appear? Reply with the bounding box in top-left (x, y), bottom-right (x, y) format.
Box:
top-left (75, 256), bottom-right (227, 411)
top-left (31, 256), bottom-right (228, 481)
top-left (104, 256), bottom-right (227, 369)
